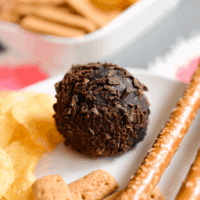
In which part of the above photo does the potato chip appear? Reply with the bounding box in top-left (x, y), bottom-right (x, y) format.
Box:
top-left (11, 94), bottom-right (63, 151)
top-left (0, 115), bottom-right (15, 148)
top-left (4, 141), bottom-right (42, 200)
top-left (0, 91), bottom-right (12, 99)
top-left (0, 92), bottom-right (63, 199)
top-left (0, 112), bottom-right (30, 148)
top-left (0, 92), bottom-right (38, 115)
top-left (0, 147), bottom-right (15, 198)
top-left (0, 99), bottom-right (3, 107)
top-left (0, 92), bottom-right (12, 108)
top-left (0, 98), bottom-right (3, 104)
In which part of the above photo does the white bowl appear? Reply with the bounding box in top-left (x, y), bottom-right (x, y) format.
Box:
top-left (0, 0), bottom-right (181, 76)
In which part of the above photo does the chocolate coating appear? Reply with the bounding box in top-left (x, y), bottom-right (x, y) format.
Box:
top-left (53, 62), bottom-right (150, 158)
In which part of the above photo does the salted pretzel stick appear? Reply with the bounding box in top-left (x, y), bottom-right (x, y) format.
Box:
top-left (175, 149), bottom-right (200, 200)
top-left (117, 64), bottom-right (200, 200)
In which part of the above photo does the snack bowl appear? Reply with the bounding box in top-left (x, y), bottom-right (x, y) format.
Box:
top-left (0, 0), bottom-right (181, 75)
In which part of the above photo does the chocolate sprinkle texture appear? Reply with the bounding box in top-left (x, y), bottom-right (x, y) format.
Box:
top-left (53, 62), bottom-right (150, 158)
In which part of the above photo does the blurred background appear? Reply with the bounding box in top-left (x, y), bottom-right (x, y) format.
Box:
top-left (0, 0), bottom-right (199, 90)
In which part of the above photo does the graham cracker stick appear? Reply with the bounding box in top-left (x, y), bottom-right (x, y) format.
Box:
top-left (14, 3), bottom-right (70, 15)
top-left (104, 191), bottom-right (123, 200)
top-left (65, 0), bottom-right (112, 27)
top-left (33, 170), bottom-right (119, 200)
top-left (37, 6), bottom-right (97, 33)
top-left (117, 63), bottom-right (200, 200)
top-left (18, 0), bottom-right (64, 5)
top-left (14, 3), bottom-right (39, 15)
top-left (104, 187), bottom-right (165, 200)
top-left (15, 4), bottom-right (96, 32)
top-left (69, 170), bottom-right (119, 200)
top-left (149, 187), bottom-right (165, 200)
top-left (0, 12), bottom-right (19, 23)
top-left (20, 15), bottom-right (86, 37)
top-left (0, 0), bottom-right (19, 22)
top-left (175, 149), bottom-right (200, 200)
top-left (32, 175), bottom-right (73, 200)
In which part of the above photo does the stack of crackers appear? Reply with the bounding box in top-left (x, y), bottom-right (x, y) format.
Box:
top-left (0, 0), bottom-right (138, 37)
top-left (32, 170), bottom-right (165, 200)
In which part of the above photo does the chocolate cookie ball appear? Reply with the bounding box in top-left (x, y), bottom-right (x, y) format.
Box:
top-left (53, 63), bottom-right (150, 158)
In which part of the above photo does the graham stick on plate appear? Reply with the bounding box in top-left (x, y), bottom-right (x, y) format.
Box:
top-left (32, 170), bottom-right (119, 200)
top-left (32, 175), bottom-right (74, 200)
top-left (104, 187), bottom-right (165, 200)
top-left (69, 170), bottom-right (119, 200)
top-left (117, 63), bottom-right (200, 200)
top-left (175, 148), bottom-right (200, 200)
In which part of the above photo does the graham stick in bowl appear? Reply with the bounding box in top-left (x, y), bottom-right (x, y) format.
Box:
top-left (175, 148), bottom-right (200, 200)
top-left (0, 12), bottom-right (19, 23)
top-left (14, 4), bottom-right (97, 33)
top-left (20, 15), bottom-right (86, 37)
top-left (0, 0), bottom-right (19, 23)
top-left (65, 0), bottom-right (117, 28)
top-left (35, 6), bottom-right (97, 33)
top-left (117, 64), bottom-right (200, 200)
top-left (18, 0), bottom-right (65, 5)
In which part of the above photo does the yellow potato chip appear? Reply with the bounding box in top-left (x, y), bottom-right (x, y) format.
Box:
top-left (0, 113), bottom-right (29, 148)
top-left (0, 147), bottom-right (15, 198)
top-left (4, 141), bottom-right (42, 200)
top-left (11, 94), bottom-right (63, 151)
top-left (0, 91), bottom-right (12, 99)
top-left (0, 92), bottom-right (12, 109)
top-left (0, 92), bottom-right (38, 115)
top-left (0, 115), bottom-right (15, 148)
top-left (0, 100), bottom-right (3, 108)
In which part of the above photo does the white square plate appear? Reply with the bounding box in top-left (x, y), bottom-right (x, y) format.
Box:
top-left (24, 69), bottom-right (200, 199)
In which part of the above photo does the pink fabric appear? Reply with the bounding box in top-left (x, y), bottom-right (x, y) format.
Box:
top-left (0, 65), bottom-right (48, 90)
top-left (0, 58), bottom-right (199, 91)
top-left (176, 58), bottom-right (200, 83)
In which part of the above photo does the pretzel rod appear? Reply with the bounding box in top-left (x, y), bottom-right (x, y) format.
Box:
top-left (175, 148), bottom-right (200, 200)
top-left (117, 64), bottom-right (200, 200)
